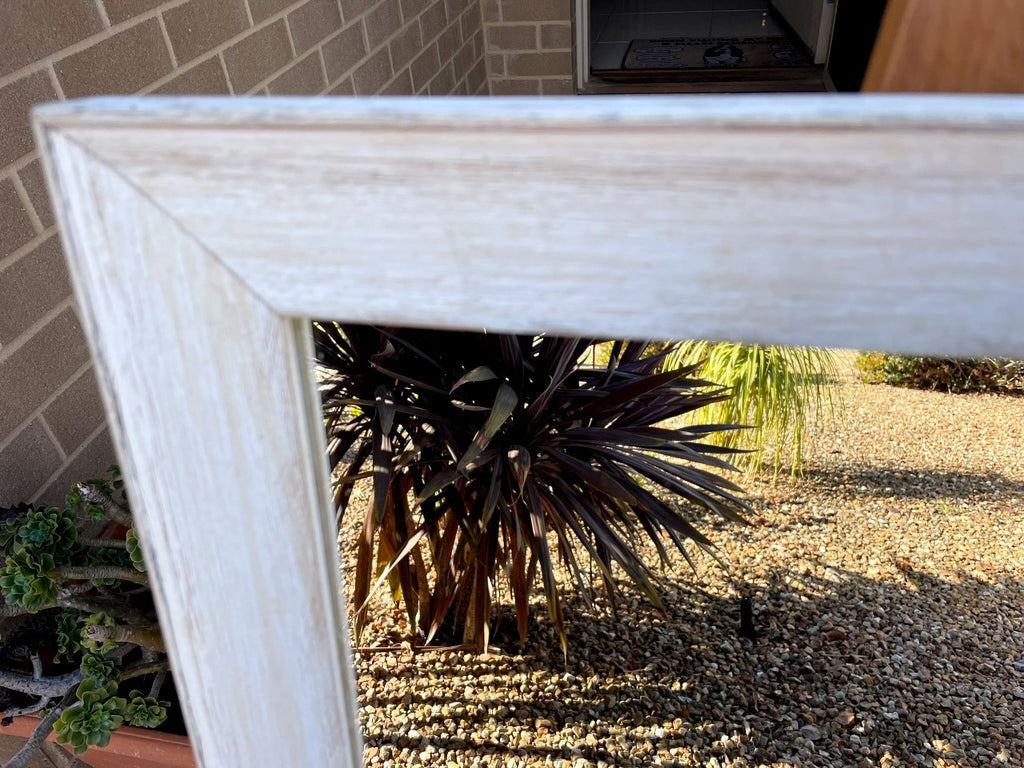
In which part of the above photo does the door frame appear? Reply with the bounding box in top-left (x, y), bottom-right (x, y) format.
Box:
top-left (575, 0), bottom-right (590, 92)
top-left (576, 0), bottom-right (838, 90)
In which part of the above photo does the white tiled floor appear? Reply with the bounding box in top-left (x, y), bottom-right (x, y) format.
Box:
top-left (591, 0), bottom-right (785, 71)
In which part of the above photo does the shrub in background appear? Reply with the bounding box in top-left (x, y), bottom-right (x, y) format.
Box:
top-left (662, 343), bottom-right (841, 477)
top-left (315, 326), bottom-right (751, 653)
top-left (854, 353), bottom-right (1024, 394)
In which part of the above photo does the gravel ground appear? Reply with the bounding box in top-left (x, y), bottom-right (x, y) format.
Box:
top-left (341, 353), bottom-right (1024, 768)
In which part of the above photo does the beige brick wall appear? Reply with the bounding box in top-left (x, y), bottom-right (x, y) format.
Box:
top-left (0, 0), bottom-right (486, 507)
top-left (481, 0), bottom-right (574, 94)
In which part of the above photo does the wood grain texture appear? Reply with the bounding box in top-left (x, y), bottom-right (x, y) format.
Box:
top-left (42, 95), bottom-right (1024, 356)
top-left (34, 125), bottom-right (361, 768)
top-left (32, 94), bottom-right (1024, 767)
top-left (864, 0), bottom-right (1024, 93)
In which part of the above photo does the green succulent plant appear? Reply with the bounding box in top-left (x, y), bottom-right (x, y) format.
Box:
top-left (1, 468), bottom-right (173, 767)
top-left (79, 654), bottom-right (121, 693)
top-left (0, 503), bottom-right (32, 549)
top-left (0, 548), bottom-right (58, 611)
top-left (81, 613), bottom-right (118, 655)
top-left (125, 691), bottom-right (169, 729)
top-left (54, 694), bottom-right (126, 754)
top-left (14, 506), bottom-right (79, 559)
top-left (126, 528), bottom-right (146, 572)
top-left (55, 612), bottom-right (84, 663)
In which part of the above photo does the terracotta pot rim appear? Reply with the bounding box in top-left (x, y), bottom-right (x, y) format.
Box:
top-left (5, 714), bottom-right (194, 768)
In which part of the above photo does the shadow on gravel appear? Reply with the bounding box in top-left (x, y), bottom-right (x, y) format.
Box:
top-left (798, 464), bottom-right (1022, 503)
top-left (360, 559), bottom-right (1024, 767)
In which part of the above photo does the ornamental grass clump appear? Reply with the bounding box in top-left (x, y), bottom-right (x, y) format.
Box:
top-left (663, 342), bottom-right (841, 477)
top-left (316, 325), bottom-right (752, 654)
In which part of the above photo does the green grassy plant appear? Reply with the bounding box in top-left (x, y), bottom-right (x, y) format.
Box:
top-left (663, 342), bottom-right (841, 477)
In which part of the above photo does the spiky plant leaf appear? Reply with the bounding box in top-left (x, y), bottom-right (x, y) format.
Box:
top-left (317, 325), bottom-right (751, 652)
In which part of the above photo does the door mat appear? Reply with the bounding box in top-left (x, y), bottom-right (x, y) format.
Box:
top-left (623, 37), bottom-right (813, 70)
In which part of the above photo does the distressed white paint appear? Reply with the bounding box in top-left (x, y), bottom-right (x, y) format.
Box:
top-left (33, 95), bottom-right (1024, 767)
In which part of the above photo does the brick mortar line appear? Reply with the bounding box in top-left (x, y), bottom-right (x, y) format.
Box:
top-left (0, 225), bottom-right (58, 274)
top-left (323, 70), bottom-right (358, 94)
top-left (243, 0), bottom-right (256, 27)
top-left (46, 63), bottom-right (66, 101)
top-left (29, 421), bottom-right (109, 506)
top-left (358, 36), bottom-right (485, 98)
top-left (491, 47), bottom-right (573, 52)
top-left (450, 55), bottom-right (485, 95)
top-left (316, 22), bottom-right (355, 59)
top-left (0, 150), bottom-right (40, 182)
top-left (7, 171), bottom-right (45, 235)
top-left (316, 47), bottom-right (330, 89)
top-left (1, 0), bottom-right (315, 97)
top-left (445, 24), bottom-right (484, 66)
top-left (139, 0), bottom-right (315, 95)
top-left (358, 10), bottom-right (372, 51)
top-left (0, 360), bottom-right (93, 462)
top-left (0, 295), bottom-right (75, 368)
top-left (36, 415), bottom-right (68, 463)
top-left (320, 8), bottom-right (448, 95)
top-left (419, 15), bottom-right (466, 57)
top-left (444, 50), bottom-right (486, 92)
top-left (93, 0), bottom-right (112, 28)
top-left (285, 15), bottom-right (299, 59)
top-left (157, 14), bottom-right (180, 70)
top-left (217, 53), bottom-right (237, 96)
top-left (241, 49), bottom-right (329, 95)
top-left (0, 0), bottom-right (192, 92)
top-left (139, 51), bottom-right (223, 95)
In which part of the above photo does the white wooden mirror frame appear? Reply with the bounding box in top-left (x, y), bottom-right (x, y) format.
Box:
top-left (33, 95), bottom-right (1024, 767)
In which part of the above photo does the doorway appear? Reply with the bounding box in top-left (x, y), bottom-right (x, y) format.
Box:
top-left (581, 0), bottom-right (836, 93)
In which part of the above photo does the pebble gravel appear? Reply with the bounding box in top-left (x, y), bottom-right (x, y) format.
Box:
top-left (340, 354), bottom-right (1024, 768)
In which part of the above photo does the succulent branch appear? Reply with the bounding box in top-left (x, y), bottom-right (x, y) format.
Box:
top-left (70, 483), bottom-right (131, 528)
top-left (57, 566), bottom-right (148, 587)
top-left (0, 669), bottom-right (82, 698)
top-left (39, 741), bottom-right (93, 768)
top-left (5, 691), bottom-right (78, 768)
top-left (57, 596), bottom-right (150, 628)
top-left (2, 696), bottom-right (51, 719)
top-left (148, 670), bottom-right (167, 700)
top-left (83, 623), bottom-right (165, 654)
top-left (119, 660), bottom-right (171, 682)
top-left (29, 653), bottom-right (43, 682)
top-left (76, 538), bottom-right (127, 550)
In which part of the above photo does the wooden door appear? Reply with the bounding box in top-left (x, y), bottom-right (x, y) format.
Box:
top-left (864, 0), bottom-right (1024, 92)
